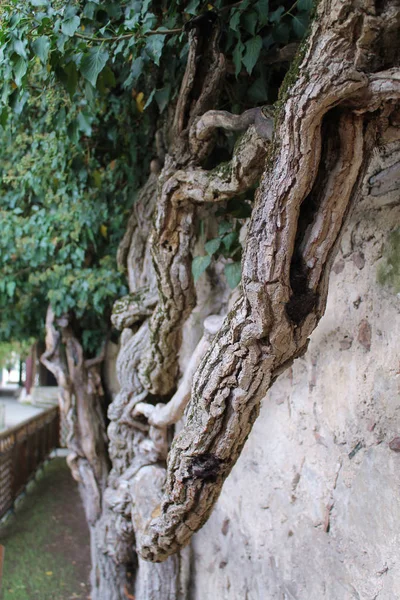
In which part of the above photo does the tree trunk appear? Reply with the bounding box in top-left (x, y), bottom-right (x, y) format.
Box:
top-left (45, 0), bottom-right (400, 596)
top-left (40, 308), bottom-right (122, 597)
top-left (133, 0), bottom-right (400, 564)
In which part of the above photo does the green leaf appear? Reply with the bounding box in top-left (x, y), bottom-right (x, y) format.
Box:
top-left (292, 13), bottom-right (309, 38)
top-left (141, 0), bottom-right (152, 17)
top-left (298, 0), bottom-right (313, 11)
top-left (155, 84), bottom-right (171, 113)
top-left (0, 107), bottom-right (8, 127)
top-left (232, 40), bottom-right (245, 77)
top-left (230, 8), bottom-right (241, 32)
top-left (255, 0), bottom-right (269, 26)
top-left (218, 221), bottom-right (232, 236)
top-left (77, 111), bottom-right (92, 135)
top-left (205, 238), bottom-right (221, 256)
top-left (63, 62), bottom-right (78, 96)
top-left (13, 39), bottom-right (27, 58)
top-left (224, 262), bottom-right (242, 289)
top-left (61, 15), bottom-right (80, 37)
top-left (80, 47), bottom-right (109, 87)
top-left (6, 281), bottom-right (16, 298)
top-left (13, 56), bottom-right (27, 86)
top-left (222, 232), bottom-right (239, 251)
top-left (242, 36), bottom-right (262, 75)
top-left (143, 89), bottom-right (155, 110)
top-left (131, 57), bottom-right (144, 82)
top-left (269, 6), bottom-right (284, 23)
top-left (83, 2), bottom-right (98, 18)
top-left (97, 66), bottom-right (116, 93)
top-left (185, 0), bottom-right (200, 15)
top-left (32, 36), bottom-right (50, 64)
top-left (273, 21), bottom-right (290, 43)
top-left (192, 255), bottom-right (211, 282)
top-left (242, 11), bottom-right (258, 36)
top-left (145, 34), bottom-right (165, 66)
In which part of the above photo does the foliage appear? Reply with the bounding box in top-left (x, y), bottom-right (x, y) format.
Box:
top-left (0, 340), bottom-right (34, 371)
top-left (0, 83), bottom-right (141, 352)
top-left (0, 0), bottom-right (313, 352)
top-left (0, 0), bottom-right (312, 116)
top-left (192, 197), bottom-right (252, 287)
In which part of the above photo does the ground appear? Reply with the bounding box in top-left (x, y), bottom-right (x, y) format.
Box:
top-left (0, 457), bottom-right (91, 600)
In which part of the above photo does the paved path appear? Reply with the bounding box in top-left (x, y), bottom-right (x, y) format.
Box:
top-left (0, 396), bottom-right (44, 431)
top-left (0, 457), bottom-right (91, 599)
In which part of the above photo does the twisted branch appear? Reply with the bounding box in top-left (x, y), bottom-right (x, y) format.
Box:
top-left (136, 0), bottom-right (400, 562)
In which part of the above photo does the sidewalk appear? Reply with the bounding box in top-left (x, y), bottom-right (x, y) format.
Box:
top-left (0, 457), bottom-right (91, 599)
top-left (0, 397), bottom-right (44, 431)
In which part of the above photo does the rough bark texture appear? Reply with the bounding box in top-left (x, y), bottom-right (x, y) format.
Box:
top-left (96, 18), bottom-right (272, 599)
top-left (40, 309), bottom-right (123, 596)
top-left (189, 142), bottom-right (400, 599)
top-left (61, 0), bottom-right (400, 596)
top-left (135, 0), bottom-right (400, 562)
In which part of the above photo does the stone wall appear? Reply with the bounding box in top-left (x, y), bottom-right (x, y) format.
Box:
top-left (189, 153), bottom-right (400, 599)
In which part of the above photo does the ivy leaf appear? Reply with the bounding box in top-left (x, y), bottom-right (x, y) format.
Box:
top-left (273, 21), bottom-right (290, 43)
top-left (242, 36), bottom-right (262, 75)
top-left (192, 255), bottom-right (211, 282)
top-left (229, 8), bottom-right (241, 32)
top-left (256, 0), bottom-right (269, 26)
top-left (218, 221), bottom-right (232, 236)
top-left (14, 56), bottom-right (27, 86)
top-left (145, 34), bottom-right (165, 66)
top-left (13, 39), bottom-right (27, 58)
top-left (61, 15), bottom-right (80, 37)
top-left (141, 0), bottom-right (152, 17)
top-left (131, 57), bottom-right (144, 82)
top-left (80, 47), bottom-right (109, 87)
top-left (232, 40), bottom-right (245, 77)
top-left (77, 111), bottom-right (92, 135)
top-left (185, 0), bottom-right (200, 14)
top-left (63, 62), bottom-right (78, 96)
top-left (242, 11), bottom-right (258, 36)
top-left (222, 232), bottom-right (239, 252)
top-left (6, 281), bottom-right (16, 298)
top-left (32, 36), bottom-right (50, 64)
top-left (224, 262), bottom-right (242, 289)
top-left (269, 6), bottom-right (284, 23)
top-left (298, 0), bottom-right (313, 11)
top-left (155, 84), bottom-right (171, 113)
top-left (83, 2), bottom-right (98, 18)
top-left (292, 13), bottom-right (309, 38)
top-left (205, 238), bottom-right (221, 256)
top-left (143, 89), bottom-right (154, 111)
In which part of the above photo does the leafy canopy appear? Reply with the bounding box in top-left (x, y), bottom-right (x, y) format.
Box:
top-left (0, 0), bottom-right (312, 352)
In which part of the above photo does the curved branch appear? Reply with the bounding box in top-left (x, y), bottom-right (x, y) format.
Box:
top-left (137, 0), bottom-right (400, 562)
top-left (193, 107), bottom-right (274, 142)
top-left (134, 315), bottom-right (225, 429)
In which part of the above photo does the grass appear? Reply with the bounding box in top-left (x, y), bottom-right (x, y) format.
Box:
top-left (0, 457), bottom-right (91, 600)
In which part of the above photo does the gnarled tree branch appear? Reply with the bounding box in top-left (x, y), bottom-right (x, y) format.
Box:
top-left (136, 0), bottom-right (400, 562)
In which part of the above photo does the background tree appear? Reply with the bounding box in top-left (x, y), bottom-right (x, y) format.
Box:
top-left (0, 0), bottom-right (399, 599)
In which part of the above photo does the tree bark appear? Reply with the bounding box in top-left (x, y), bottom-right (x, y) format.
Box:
top-left (40, 308), bottom-right (122, 597)
top-left (51, 0), bottom-right (400, 596)
top-left (134, 0), bottom-right (400, 562)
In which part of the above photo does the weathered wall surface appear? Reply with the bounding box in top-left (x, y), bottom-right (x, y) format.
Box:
top-left (189, 156), bottom-right (400, 599)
